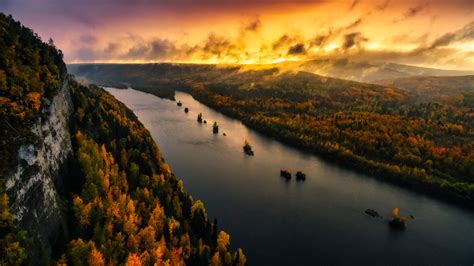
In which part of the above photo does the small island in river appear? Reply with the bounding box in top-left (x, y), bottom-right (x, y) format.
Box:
top-left (295, 171), bottom-right (306, 181)
top-left (243, 140), bottom-right (254, 156)
top-left (280, 170), bottom-right (291, 179)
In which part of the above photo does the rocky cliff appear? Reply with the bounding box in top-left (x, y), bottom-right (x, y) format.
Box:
top-left (4, 78), bottom-right (73, 260)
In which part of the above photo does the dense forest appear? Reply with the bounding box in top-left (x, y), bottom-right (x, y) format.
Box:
top-left (1, 13), bottom-right (66, 263)
top-left (0, 13), bottom-right (66, 174)
top-left (0, 13), bottom-right (245, 265)
top-left (72, 64), bottom-right (474, 207)
top-left (65, 79), bottom-right (245, 265)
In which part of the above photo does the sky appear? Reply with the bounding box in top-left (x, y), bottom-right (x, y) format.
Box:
top-left (1, 0), bottom-right (473, 69)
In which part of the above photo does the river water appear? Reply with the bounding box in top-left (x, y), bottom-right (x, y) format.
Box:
top-left (105, 88), bottom-right (474, 265)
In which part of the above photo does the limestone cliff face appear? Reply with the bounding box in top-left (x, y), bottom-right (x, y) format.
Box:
top-left (5, 79), bottom-right (73, 260)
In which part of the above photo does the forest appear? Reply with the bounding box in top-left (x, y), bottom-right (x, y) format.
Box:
top-left (71, 64), bottom-right (474, 207)
top-left (0, 13), bottom-right (66, 174)
top-left (0, 13), bottom-right (245, 265)
top-left (64, 79), bottom-right (245, 265)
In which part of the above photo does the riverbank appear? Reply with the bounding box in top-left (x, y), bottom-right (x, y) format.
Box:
top-left (185, 90), bottom-right (474, 209)
top-left (106, 87), bottom-right (474, 265)
top-left (130, 85), bottom-right (474, 209)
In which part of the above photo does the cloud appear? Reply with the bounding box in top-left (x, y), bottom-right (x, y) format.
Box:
top-left (393, 3), bottom-right (429, 22)
top-left (309, 17), bottom-right (365, 49)
top-left (349, 0), bottom-right (360, 10)
top-left (342, 32), bottom-right (368, 50)
top-left (429, 33), bottom-right (457, 49)
top-left (79, 34), bottom-right (97, 45)
top-left (345, 18), bottom-right (363, 30)
top-left (243, 18), bottom-right (262, 32)
top-left (310, 33), bottom-right (332, 47)
top-left (202, 33), bottom-right (239, 57)
top-left (424, 20), bottom-right (474, 50)
top-left (287, 43), bottom-right (306, 55)
top-left (406, 5), bottom-right (426, 17)
top-left (56, 2), bottom-right (472, 69)
top-left (125, 39), bottom-right (179, 60)
top-left (376, 0), bottom-right (390, 11)
top-left (272, 35), bottom-right (301, 50)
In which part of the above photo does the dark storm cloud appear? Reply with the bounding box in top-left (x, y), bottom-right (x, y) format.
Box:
top-left (287, 43), bottom-right (306, 55)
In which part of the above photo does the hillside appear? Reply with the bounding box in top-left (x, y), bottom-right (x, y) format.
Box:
top-left (297, 60), bottom-right (474, 83)
top-left (0, 13), bottom-right (245, 265)
top-left (71, 63), bottom-right (474, 207)
top-left (377, 75), bottom-right (474, 104)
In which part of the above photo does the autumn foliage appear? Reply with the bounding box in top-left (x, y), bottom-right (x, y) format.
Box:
top-left (64, 79), bottom-right (246, 265)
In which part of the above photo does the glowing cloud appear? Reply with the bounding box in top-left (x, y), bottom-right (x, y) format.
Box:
top-left (1, 0), bottom-right (473, 69)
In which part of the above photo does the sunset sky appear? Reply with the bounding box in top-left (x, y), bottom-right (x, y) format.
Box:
top-left (1, 0), bottom-right (473, 69)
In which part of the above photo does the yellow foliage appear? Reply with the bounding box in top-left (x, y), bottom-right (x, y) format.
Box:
top-left (392, 207), bottom-right (399, 219)
top-left (210, 252), bottom-right (222, 266)
top-left (88, 248), bottom-right (105, 266)
top-left (125, 253), bottom-right (142, 266)
top-left (26, 91), bottom-right (41, 111)
top-left (217, 231), bottom-right (230, 252)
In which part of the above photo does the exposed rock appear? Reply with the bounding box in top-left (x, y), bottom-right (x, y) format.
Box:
top-left (5, 80), bottom-right (73, 262)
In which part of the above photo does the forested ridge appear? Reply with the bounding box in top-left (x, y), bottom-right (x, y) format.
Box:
top-left (64, 79), bottom-right (244, 265)
top-left (188, 73), bottom-right (474, 207)
top-left (71, 64), bottom-right (474, 207)
top-left (0, 13), bottom-right (66, 175)
top-left (0, 13), bottom-right (245, 265)
top-left (1, 13), bottom-right (66, 263)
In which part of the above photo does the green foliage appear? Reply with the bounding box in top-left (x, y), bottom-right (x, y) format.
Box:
top-left (0, 191), bottom-right (27, 265)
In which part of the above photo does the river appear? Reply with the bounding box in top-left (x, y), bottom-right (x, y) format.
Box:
top-left (105, 87), bottom-right (474, 265)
